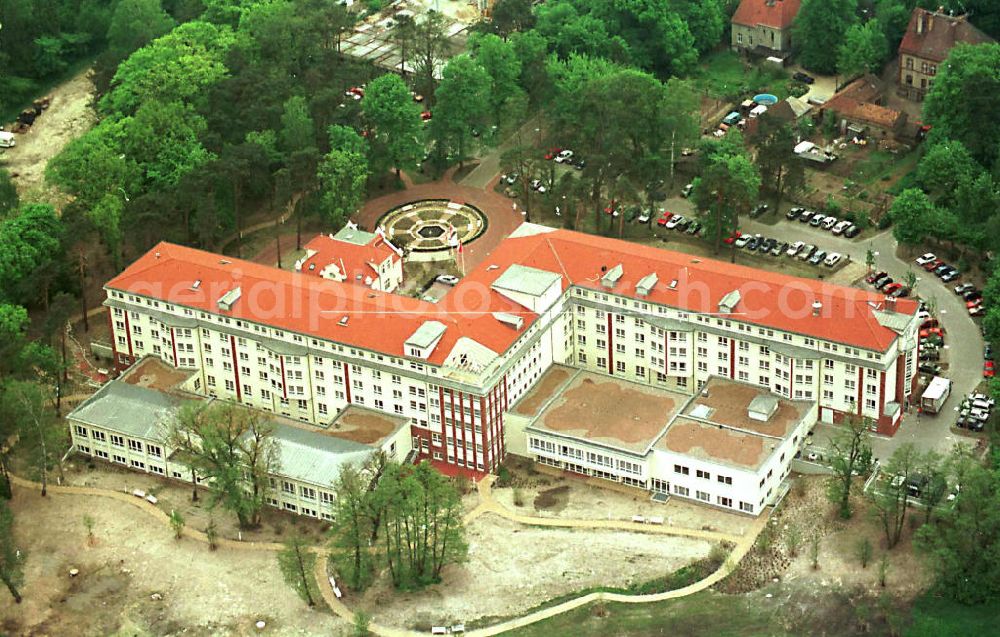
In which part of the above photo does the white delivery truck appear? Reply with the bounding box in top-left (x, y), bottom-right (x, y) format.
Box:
top-left (920, 376), bottom-right (951, 414)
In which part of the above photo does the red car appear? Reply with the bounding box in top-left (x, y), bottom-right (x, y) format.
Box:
top-left (883, 282), bottom-right (903, 295)
top-left (656, 212), bottom-right (673, 227)
top-left (920, 319), bottom-right (939, 330)
top-left (922, 259), bottom-right (943, 272)
top-left (604, 199), bottom-right (620, 215)
top-left (420, 110), bottom-right (432, 121)
top-left (985, 361), bottom-right (995, 378)
top-left (920, 327), bottom-right (945, 339)
top-left (967, 299), bottom-right (984, 309)
top-left (544, 147), bottom-right (563, 160)
top-left (723, 230), bottom-right (742, 245)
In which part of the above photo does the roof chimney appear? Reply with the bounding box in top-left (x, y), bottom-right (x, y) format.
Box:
top-left (918, 12), bottom-right (924, 34)
top-left (811, 301), bottom-right (822, 317)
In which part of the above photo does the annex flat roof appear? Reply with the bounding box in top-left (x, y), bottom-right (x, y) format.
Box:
top-left (679, 377), bottom-right (811, 439)
top-left (326, 405), bottom-right (407, 446)
top-left (525, 370), bottom-right (686, 454)
top-left (270, 421), bottom-right (372, 487)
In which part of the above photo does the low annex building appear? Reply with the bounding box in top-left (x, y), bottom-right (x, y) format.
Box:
top-left (68, 357), bottom-right (409, 520)
top-left (506, 369), bottom-right (813, 515)
top-left (94, 222), bottom-right (919, 516)
top-left (818, 75), bottom-right (908, 140)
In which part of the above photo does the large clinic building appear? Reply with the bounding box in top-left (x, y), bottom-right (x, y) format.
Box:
top-left (85, 223), bottom-right (919, 516)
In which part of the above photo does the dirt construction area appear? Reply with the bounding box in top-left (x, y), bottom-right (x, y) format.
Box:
top-left (1, 487), bottom-right (348, 637)
top-left (356, 514), bottom-right (714, 630)
top-left (1, 67), bottom-right (97, 202)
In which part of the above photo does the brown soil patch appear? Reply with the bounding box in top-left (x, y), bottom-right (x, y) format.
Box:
top-left (533, 485), bottom-right (570, 511)
top-left (2, 67), bottom-right (97, 204)
top-left (661, 419), bottom-right (767, 469)
top-left (689, 380), bottom-right (805, 438)
top-left (540, 376), bottom-right (676, 450)
top-left (329, 408), bottom-right (402, 445)
top-left (122, 357), bottom-right (193, 391)
top-left (513, 366), bottom-right (571, 416)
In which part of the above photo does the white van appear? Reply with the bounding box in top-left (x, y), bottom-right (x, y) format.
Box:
top-left (0, 131), bottom-right (15, 148)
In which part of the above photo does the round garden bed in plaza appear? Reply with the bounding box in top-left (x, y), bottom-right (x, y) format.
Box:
top-left (377, 199), bottom-right (488, 254)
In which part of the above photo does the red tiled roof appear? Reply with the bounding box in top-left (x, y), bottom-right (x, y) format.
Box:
top-left (822, 75), bottom-right (905, 130)
top-left (107, 228), bottom-right (915, 366)
top-left (732, 0), bottom-right (802, 30)
top-left (899, 8), bottom-right (994, 62)
top-left (298, 232), bottom-right (398, 284)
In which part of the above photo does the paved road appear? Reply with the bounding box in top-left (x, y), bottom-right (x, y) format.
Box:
top-left (461, 117), bottom-right (541, 190)
top-left (735, 214), bottom-right (984, 458)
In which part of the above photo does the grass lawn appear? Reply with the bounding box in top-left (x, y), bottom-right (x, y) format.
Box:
top-left (903, 593), bottom-right (1000, 637)
top-left (690, 51), bottom-right (797, 102)
top-left (507, 590), bottom-right (790, 637)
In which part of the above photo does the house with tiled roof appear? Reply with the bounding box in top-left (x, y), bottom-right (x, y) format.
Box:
top-left (295, 224), bottom-right (403, 292)
top-left (95, 222), bottom-right (920, 515)
top-left (819, 74), bottom-right (908, 139)
top-left (897, 7), bottom-right (995, 101)
top-left (731, 0), bottom-right (802, 55)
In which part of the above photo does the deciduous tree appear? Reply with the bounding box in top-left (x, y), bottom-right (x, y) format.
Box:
top-left (827, 414), bottom-right (873, 519)
top-left (794, 0), bottom-right (858, 75)
top-left (278, 533), bottom-right (318, 606)
top-left (362, 74), bottom-right (424, 179)
top-left (431, 55), bottom-right (491, 167)
top-left (167, 402), bottom-right (279, 529)
top-left (837, 20), bottom-right (889, 80)
top-left (870, 443), bottom-right (919, 549)
top-left (318, 126), bottom-right (368, 227)
top-left (106, 0), bottom-right (175, 62)
top-left (693, 150), bottom-right (760, 259)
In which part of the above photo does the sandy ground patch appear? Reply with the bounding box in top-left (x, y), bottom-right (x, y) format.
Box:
top-left (357, 514), bottom-right (714, 630)
top-left (1, 486), bottom-right (349, 637)
top-left (493, 474), bottom-right (752, 536)
top-left (1, 67), bottom-right (97, 203)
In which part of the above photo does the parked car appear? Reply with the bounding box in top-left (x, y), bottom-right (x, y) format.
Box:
top-left (787, 206), bottom-right (805, 220)
top-left (891, 286), bottom-right (911, 298)
top-left (832, 220), bottom-right (852, 235)
top-left (985, 361), bottom-right (995, 378)
top-left (793, 71), bottom-right (815, 84)
top-left (920, 363), bottom-right (942, 375)
top-left (941, 269), bottom-right (960, 282)
top-left (843, 224), bottom-right (861, 238)
top-left (883, 282), bottom-right (903, 296)
top-left (543, 147), bottom-right (562, 160)
top-left (656, 212), bottom-right (672, 227)
top-left (787, 241), bottom-right (805, 257)
top-left (915, 253), bottom-right (937, 266)
top-left (436, 274), bottom-right (460, 285)
top-left (555, 149), bottom-right (574, 163)
top-left (745, 235), bottom-right (761, 251)
top-left (772, 241), bottom-right (789, 256)
top-left (955, 282), bottom-right (976, 295)
top-left (809, 214), bottom-right (825, 227)
top-left (808, 249), bottom-right (827, 265)
top-left (920, 350), bottom-right (940, 361)
top-left (572, 157), bottom-right (586, 170)
top-left (985, 343), bottom-right (993, 360)
top-left (866, 270), bottom-right (887, 284)
top-left (970, 304), bottom-right (986, 317)
top-left (922, 258), bottom-right (943, 272)
top-left (637, 211), bottom-right (651, 224)
top-left (530, 179), bottom-right (547, 193)
top-left (876, 277), bottom-right (895, 290)
top-left (681, 183), bottom-right (694, 198)
top-left (824, 252), bottom-right (844, 267)
top-left (686, 220), bottom-right (701, 235)
top-left (724, 230), bottom-right (742, 245)
top-left (822, 216), bottom-right (838, 230)
top-left (799, 210), bottom-right (815, 223)
top-left (964, 290), bottom-right (983, 302)
top-left (666, 215), bottom-right (684, 229)
top-left (798, 244), bottom-right (816, 261)
top-left (750, 203), bottom-right (769, 218)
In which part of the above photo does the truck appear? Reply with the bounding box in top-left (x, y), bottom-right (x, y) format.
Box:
top-left (920, 376), bottom-right (951, 414)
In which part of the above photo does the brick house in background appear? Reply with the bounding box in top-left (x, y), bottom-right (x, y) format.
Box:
top-left (731, 0), bottom-right (802, 56)
top-left (897, 7), bottom-right (994, 101)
